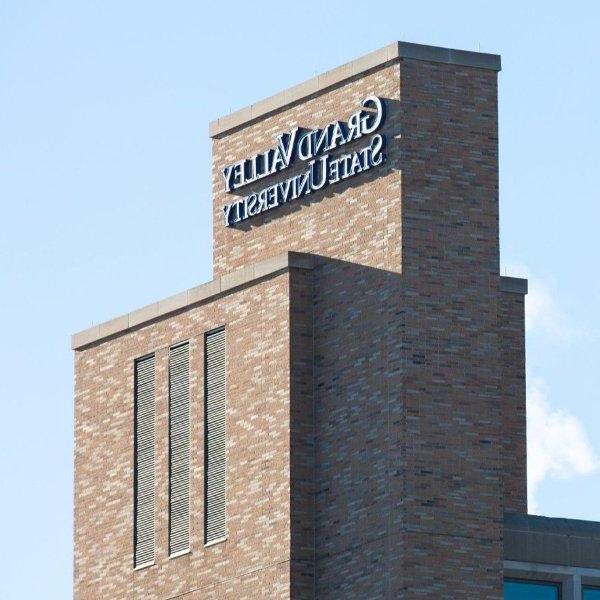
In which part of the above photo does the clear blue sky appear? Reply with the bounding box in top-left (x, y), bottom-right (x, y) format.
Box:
top-left (1, 1), bottom-right (599, 597)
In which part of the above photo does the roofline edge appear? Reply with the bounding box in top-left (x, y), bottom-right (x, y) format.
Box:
top-left (71, 251), bottom-right (314, 351)
top-left (209, 41), bottom-right (501, 138)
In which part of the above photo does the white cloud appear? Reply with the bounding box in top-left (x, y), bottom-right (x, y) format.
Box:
top-left (527, 376), bottom-right (598, 513)
top-left (502, 261), bottom-right (588, 341)
top-left (502, 262), bottom-right (598, 512)
top-left (526, 279), bottom-right (590, 341)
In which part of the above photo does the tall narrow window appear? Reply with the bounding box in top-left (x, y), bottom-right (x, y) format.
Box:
top-left (204, 327), bottom-right (227, 545)
top-left (134, 354), bottom-right (156, 568)
top-left (169, 342), bottom-right (190, 556)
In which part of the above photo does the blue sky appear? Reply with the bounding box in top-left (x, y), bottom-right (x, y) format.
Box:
top-left (1, 1), bottom-right (599, 597)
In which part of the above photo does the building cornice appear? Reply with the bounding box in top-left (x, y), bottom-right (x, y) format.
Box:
top-left (209, 41), bottom-right (501, 138)
top-left (71, 251), bottom-right (314, 350)
top-left (72, 261), bottom-right (524, 350)
top-left (499, 276), bottom-right (528, 295)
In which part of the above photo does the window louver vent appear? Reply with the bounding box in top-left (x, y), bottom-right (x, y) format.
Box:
top-left (204, 328), bottom-right (227, 544)
top-left (169, 343), bottom-right (190, 556)
top-left (134, 354), bottom-right (156, 567)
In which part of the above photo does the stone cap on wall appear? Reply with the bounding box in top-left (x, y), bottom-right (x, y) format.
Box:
top-left (71, 251), bottom-right (314, 351)
top-left (504, 512), bottom-right (600, 569)
top-left (73, 257), bottom-right (525, 351)
top-left (209, 41), bottom-right (502, 139)
top-left (500, 276), bottom-right (528, 295)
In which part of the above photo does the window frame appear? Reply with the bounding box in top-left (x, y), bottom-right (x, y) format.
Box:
top-left (505, 560), bottom-right (600, 600)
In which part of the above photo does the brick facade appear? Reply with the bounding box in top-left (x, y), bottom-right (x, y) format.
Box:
top-left (75, 270), bottom-right (300, 598)
top-left (211, 61), bottom-right (402, 277)
top-left (499, 285), bottom-right (528, 514)
top-left (73, 42), bottom-right (528, 599)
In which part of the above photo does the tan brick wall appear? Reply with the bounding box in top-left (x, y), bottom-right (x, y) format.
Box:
top-left (211, 62), bottom-right (402, 277)
top-left (75, 51), bottom-right (528, 600)
top-left (74, 271), bottom-right (298, 599)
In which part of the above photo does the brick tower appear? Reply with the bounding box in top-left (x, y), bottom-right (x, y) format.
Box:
top-left (73, 42), bottom-right (528, 599)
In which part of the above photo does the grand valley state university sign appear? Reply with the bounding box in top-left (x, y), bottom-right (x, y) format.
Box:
top-left (221, 96), bottom-right (386, 226)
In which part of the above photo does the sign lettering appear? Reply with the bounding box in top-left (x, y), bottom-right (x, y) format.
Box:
top-left (221, 95), bottom-right (387, 226)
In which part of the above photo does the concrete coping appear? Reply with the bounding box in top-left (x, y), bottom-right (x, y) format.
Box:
top-left (73, 257), bottom-right (526, 350)
top-left (504, 512), bottom-right (600, 570)
top-left (71, 251), bottom-right (314, 351)
top-left (209, 41), bottom-right (501, 138)
top-left (505, 513), bottom-right (600, 538)
top-left (499, 276), bottom-right (528, 295)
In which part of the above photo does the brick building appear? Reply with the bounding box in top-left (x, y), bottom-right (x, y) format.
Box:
top-left (72, 42), bottom-right (600, 599)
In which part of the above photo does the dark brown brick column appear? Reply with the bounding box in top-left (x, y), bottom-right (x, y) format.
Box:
top-left (397, 58), bottom-right (504, 599)
top-left (289, 264), bottom-right (316, 599)
top-left (499, 280), bottom-right (528, 514)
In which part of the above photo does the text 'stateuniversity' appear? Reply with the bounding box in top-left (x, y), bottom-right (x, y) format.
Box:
top-left (73, 42), bottom-right (600, 599)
